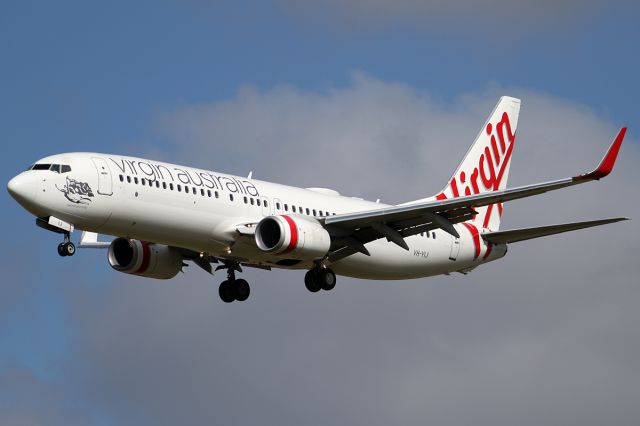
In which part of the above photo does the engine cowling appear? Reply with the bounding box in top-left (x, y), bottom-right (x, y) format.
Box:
top-left (108, 238), bottom-right (183, 279)
top-left (255, 215), bottom-right (331, 259)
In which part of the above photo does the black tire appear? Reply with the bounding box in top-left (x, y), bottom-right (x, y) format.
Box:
top-left (304, 270), bottom-right (321, 293)
top-left (318, 268), bottom-right (336, 291)
top-left (57, 243), bottom-right (67, 257)
top-left (64, 242), bottom-right (76, 256)
top-left (219, 280), bottom-right (235, 303)
top-left (234, 279), bottom-right (250, 302)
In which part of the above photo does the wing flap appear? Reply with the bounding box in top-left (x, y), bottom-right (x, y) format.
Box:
top-left (482, 218), bottom-right (628, 244)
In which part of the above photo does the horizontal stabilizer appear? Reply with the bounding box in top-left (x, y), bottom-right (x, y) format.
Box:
top-left (482, 218), bottom-right (628, 244)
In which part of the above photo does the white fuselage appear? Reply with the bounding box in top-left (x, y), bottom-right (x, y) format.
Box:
top-left (9, 152), bottom-right (506, 280)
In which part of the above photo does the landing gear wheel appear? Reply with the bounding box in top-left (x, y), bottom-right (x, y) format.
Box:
top-left (318, 268), bottom-right (336, 291)
top-left (219, 280), bottom-right (235, 303)
top-left (234, 279), bottom-right (250, 302)
top-left (57, 243), bottom-right (67, 257)
top-left (304, 269), bottom-right (321, 293)
top-left (63, 242), bottom-right (75, 256)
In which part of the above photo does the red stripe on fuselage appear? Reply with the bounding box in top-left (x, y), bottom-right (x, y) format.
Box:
top-left (462, 222), bottom-right (481, 260)
top-left (483, 242), bottom-right (493, 260)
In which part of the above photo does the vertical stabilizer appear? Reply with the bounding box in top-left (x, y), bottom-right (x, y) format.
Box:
top-left (435, 96), bottom-right (520, 231)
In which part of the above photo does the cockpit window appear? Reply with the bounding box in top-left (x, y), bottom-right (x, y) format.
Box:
top-left (30, 163), bottom-right (72, 173)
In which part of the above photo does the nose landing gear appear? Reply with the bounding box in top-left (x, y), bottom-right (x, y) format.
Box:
top-left (57, 233), bottom-right (75, 257)
top-left (217, 262), bottom-right (251, 303)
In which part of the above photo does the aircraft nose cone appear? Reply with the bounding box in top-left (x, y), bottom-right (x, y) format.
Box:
top-left (7, 173), bottom-right (37, 205)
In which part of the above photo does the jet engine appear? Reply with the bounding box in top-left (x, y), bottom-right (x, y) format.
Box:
top-left (255, 215), bottom-right (331, 259)
top-left (108, 238), bottom-right (183, 279)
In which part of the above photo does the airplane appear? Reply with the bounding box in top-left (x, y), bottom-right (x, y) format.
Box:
top-left (7, 97), bottom-right (629, 303)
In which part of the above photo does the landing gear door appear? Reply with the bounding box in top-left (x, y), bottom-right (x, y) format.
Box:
top-left (91, 157), bottom-right (113, 196)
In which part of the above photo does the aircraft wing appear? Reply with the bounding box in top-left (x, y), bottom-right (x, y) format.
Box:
top-left (323, 127), bottom-right (626, 262)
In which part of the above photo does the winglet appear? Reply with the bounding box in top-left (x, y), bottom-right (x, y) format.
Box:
top-left (580, 127), bottom-right (627, 180)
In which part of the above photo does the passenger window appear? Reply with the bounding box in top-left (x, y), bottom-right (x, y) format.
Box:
top-left (156, 181), bottom-right (160, 188)
top-left (201, 188), bottom-right (205, 196)
top-left (141, 179), bottom-right (146, 186)
top-left (207, 190), bottom-right (211, 197)
top-left (276, 202), bottom-right (281, 210)
top-left (215, 191), bottom-right (219, 198)
top-left (306, 208), bottom-right (310, 215)
top-left (119, 175), bottom-right (124, 182)
top-left (134, 177), bottom-right (139, 184)
top-left (243, 196), bottom-right (248, 204)
top-left (170, 183), bottom-right (174, 190)
top-left (292, 206), bottom-right (296, 213)
top-left (162, 182), bottom-right (167, 189)
top-left (229, 194), bottom-right (234, 201)
top-left (177, 184), bottom-right (181, 192)
top-left (250, 198), bottom-right (255, 205)
top-left (284, 204), bottom-right (289, 211)
top-left (312, 209), bottom-right (317, 216)
top-left (192, 187), bottom-right (197, 195)
top-left (264, 200), bottom-right (268, 208)
top-left (257, 199), bottom-right (261, 207)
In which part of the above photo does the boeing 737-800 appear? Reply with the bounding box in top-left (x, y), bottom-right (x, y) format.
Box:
top-left (7, 97), bottom-right (628, 302)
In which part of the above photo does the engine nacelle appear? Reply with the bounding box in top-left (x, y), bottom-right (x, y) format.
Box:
top-left (108, 238), bottom-right (183, 279)
top-left (255, 215), bottom-right (331, 259)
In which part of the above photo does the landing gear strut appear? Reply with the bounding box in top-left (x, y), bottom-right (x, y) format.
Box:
top-left (57, 233), bottom-right (75, 257)
top-left (217, 262), bottom-right (251, 303)
top-left (305, 267), bottom-right (336, 293)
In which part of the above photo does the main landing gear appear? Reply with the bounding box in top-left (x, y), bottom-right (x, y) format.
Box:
top-left (304, 267), bottom-right (337, 293)
top-left (217, 263), bottom-right (251, 303)
top-left (57, 233), bottom-right (75, 257)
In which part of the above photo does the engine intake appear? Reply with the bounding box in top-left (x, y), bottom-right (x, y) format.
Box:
top-left (255, 215), bottom-right (330, 259)
top-left (108, 238), bottom-right (183, 279)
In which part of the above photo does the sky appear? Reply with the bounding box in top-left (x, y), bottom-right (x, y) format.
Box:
top-left (1, 1), bottom-right (639, 425)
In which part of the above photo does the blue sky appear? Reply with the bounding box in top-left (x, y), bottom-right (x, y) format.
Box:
top-left (1, 1), bottom-right (639, 425)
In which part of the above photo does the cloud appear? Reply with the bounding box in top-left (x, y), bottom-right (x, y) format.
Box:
top-left (3, 74), bottom-right (639, 425)
top-left (277, 0), bottom-right (612, 38)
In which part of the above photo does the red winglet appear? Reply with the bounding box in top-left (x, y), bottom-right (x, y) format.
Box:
top-left (581, 127), bottom-right (627, 180)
